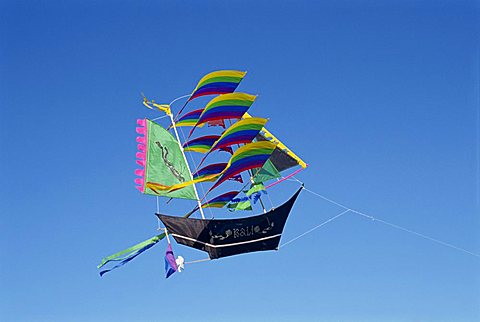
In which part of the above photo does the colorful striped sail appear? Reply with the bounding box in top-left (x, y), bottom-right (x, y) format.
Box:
top-left (192, 163), bottom-right (228, 181)
top-left (176, 108), bottom-right (204, 127)
top-left (201, 191), bottom-right (240, 209)
top-left (210, 117), bottom-right (268, 152)
top-left (189, 93), bottom-right (257, 137)
top-left (183, 135), bottom-right (220, 153)
top-left (195, 117), bottom-right (268, 169)
top-left (189, 70), bottom-right (246, 101)
top-left (209, 141), bottom-right (277, 191)
top-left (183, 136), bottom-right (234, 154)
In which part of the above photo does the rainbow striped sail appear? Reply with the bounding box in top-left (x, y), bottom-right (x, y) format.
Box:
top-left (192, 163), bottom-right (228, 181)
top-left (189, 93), bottom-right (257, 137)
top-left (201, 191), bottom-right (240, 209)
top-left (210, 117), bottom-right (268, 152)
top-left (183, 136), bottom-right (234, 154)
top-left (189, 70), bottom-right (246, 101)
top-left (183, 135), bottom-right (220, 153)
top-left (209, 141), bottom-right (277, 191)
top-left (176, 108), bottom-right (204, 127)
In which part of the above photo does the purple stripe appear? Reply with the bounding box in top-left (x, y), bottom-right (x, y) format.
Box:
top-left (199, 107), bottom-right (249, 124)
top-left (213, 130), bottom-right (260, 150)
top-left (193, 163), bottom-right (227, 178)
top-left (205, 191), bottom-right (239, 204)
top-left (177, 109), bottom-right (204, 122)
top-left (196, 82), bottom-right (239, 91)
top-left (191, 83), bottom-right (239, 99)
top-left (183, 135), bottom-right (220, 148)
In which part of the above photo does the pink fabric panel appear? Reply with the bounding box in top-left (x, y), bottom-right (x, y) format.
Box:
top-left (136, 127), bottom-right (147, 135)
top-left (134, 169), bottom-right (145, 177)
top-left (136, 136), bottom-right (146, 144)
top-left (137, 119), bottom-right (146, 127)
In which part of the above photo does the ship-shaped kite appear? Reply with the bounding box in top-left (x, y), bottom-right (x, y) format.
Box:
top-left (98, 70), bottom-right (307, 276)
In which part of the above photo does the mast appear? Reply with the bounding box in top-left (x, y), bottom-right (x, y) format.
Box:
top-left (167, 111), bottom-right (206, 219)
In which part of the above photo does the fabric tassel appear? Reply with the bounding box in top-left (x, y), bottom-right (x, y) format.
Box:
top-left (136, 127), bottom-right (147, 135)
top-left (164, 244), bottom-right (178, 278)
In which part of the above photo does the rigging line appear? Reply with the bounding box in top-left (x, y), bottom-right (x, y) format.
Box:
top-left (151, 115), bottom-right (169, 121)
top-left (185, 258), bottom-right (211, 265)
top-left (297, 182), bottom-right (480, 258)
top-left (178, 126), bottom-right (214, 219)
top-left (279, 210), bottom-right (350, 249)
top-left (169, 93), bottom-right (191, 107)
top-left (172, 94), bottom-right (193, 122)
top-left (156, 197), bottom-right (161, 230)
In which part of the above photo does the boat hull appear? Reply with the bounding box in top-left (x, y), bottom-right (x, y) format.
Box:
top-left (157, 187), bottom-right (302, 259)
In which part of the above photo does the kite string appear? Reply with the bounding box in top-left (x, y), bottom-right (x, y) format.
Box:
top-left (289, 178), bottom-right (480, 258)
top-left (279, 209), bottom-right (350, 248)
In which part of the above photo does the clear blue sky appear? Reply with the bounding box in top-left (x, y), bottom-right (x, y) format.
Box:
top-left (1, 1), bottom-right (479, 321)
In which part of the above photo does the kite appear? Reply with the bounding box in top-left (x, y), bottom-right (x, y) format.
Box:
top-left (98, 70), bottom-right (307, 277)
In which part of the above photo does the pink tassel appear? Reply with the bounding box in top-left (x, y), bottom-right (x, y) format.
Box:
top-left (137, 119), bottom-right (146, 127)
top-left (135, 185), bottom-right (144, 193)
top-left (134, 178), bottom-right (144, 186)
top-left (136, 136), bottom-right (146, 144)
top-left (137, 144), bottom-right (146, 152)
top-left (136, 159), bottom-right (146, 167)
top-left (136, 127), bottom-right (147, 135)
top-left (134, 169), bottom-right (145, 177)
top-left (136, 152), bottom-right (146, 160)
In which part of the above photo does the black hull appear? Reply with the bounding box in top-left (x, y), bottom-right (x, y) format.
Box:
top-left (157, 187), bottom-right (302, 259)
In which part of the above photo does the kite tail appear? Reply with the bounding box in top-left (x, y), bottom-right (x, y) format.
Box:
top-left (98, 233), bottom-right (166, 276)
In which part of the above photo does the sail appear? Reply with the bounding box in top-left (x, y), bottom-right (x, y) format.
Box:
top-left (183, 135), bottom-right (233, 154)
top-left (192, 163), bottom-right (228, 181)
top-left (201, 191), bottom-right (240, 208)
top-left (189, 93), bottom-right (257, 137)
top-left (209, 117), bottom-right (268, 152)
top-left (175, 70), bottom-right (247, 121)
top-left (135, 119), bottom-right (196, 200)
top-left (176, 108), bottom-right (205, 127)
top-left (189, 70), bottom-right (246, 101)
top-left (209, 141), bottom-right (278, 191)
top-left (183, 135), bottom-right (221, 153)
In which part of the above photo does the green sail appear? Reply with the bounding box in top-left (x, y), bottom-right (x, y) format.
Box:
top-left (253, 159), bottom-right (281, 184)
top-left (144, 119), bottom-right (196, 200)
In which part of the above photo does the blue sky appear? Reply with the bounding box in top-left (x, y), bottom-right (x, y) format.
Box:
top-left (1, 0), bottom-right (479, 321)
